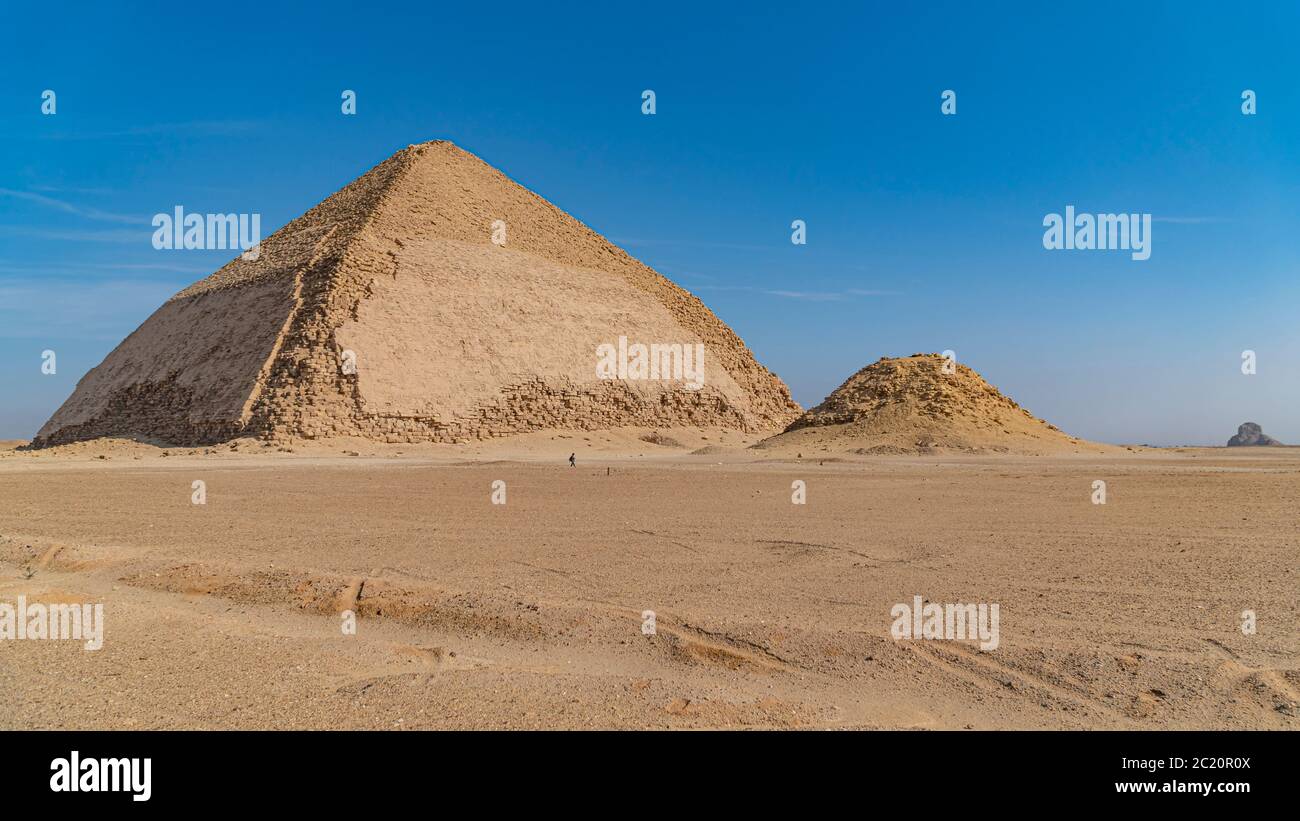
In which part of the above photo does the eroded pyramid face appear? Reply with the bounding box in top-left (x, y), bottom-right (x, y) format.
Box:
top-left (35, 142), bottom-right (799, 447)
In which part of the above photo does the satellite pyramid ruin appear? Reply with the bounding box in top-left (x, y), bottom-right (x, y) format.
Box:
top-left (756, 353), bottom-right (1094, 454)
top-left (34, 141), bottom-right (799, 447)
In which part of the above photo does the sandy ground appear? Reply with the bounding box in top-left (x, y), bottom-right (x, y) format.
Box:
top-left (0, 430), bottom-right (1296, 730)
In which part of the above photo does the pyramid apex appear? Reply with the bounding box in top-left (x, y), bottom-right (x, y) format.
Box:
top-left (404, 139), bottom-right (463, 152)
top-left (396, 139), bottom-right (490, 166)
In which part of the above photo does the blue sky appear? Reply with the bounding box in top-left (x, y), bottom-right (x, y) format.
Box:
top-left (2, 1), bottom-right (1297, 445)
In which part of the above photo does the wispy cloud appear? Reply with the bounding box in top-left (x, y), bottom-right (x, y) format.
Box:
top-left (610, 236), bottom-right (778, 252)
top-left (683, 283), bottom-right (753, 292)
top-left (30, 120), bottom-right (262, 142)
top-left (687, 283), bottom-right (900, 301)
top-left (0, 261), bottom-right (208, 277)
top-left (763, 289), bottom-right (845, 301)
top-left (29, 185), bottom-right (116, 196)
top-left (0, 188), bottom-right (150, 225)
top-left (0, 278), bottom-right (175, 340)
top-left (0, 225), bottom-right (146, 244)
top-left (85, 262), bottom-right (209, 273)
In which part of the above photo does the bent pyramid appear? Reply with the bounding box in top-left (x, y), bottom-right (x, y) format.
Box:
top-left (35, 141), bottom-right (799, 447)
top-left (756, 353), bottom-right (1094, 454)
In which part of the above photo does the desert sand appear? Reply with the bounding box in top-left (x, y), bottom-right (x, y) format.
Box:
top-left (8, 143), bottom-right (1295, 731)
top-left (1, 434), bottom-right (1295, 730)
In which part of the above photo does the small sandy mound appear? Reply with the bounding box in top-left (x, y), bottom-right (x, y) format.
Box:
top-left (756, 353), bottom-right (1107, 455)
top-left (689, 444), bottom-right (735, 456)
top-left (639, 431), bottom-right (685, 448)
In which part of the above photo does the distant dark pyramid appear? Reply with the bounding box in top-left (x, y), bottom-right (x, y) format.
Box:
top-left (1227, 422), bottom-right (1283, 447)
